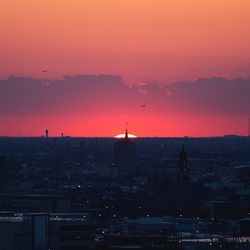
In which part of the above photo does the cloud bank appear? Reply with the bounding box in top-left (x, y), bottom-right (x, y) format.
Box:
top-left (0, 75), bottom-right (250, 116)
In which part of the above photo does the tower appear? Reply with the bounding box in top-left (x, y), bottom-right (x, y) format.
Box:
top-left (114, 125), bottom-right (136, 166)
top-left (45, 129), bottom-right (49, 138)
top-left (178, 145), bottom-right (189, 181)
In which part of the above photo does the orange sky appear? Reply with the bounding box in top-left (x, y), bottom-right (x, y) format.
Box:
top-left (1, 0), bottom-right (250, 83)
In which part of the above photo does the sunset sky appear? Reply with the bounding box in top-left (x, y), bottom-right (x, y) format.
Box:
top-left (0, 1), bottom-right (250, 137)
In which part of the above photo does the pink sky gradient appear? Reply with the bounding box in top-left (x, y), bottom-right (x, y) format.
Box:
top-left (0, 1), bottom-right (250, 136)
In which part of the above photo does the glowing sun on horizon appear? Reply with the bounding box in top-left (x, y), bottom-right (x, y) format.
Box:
top-left (114, 133), bottom-right (137, 138)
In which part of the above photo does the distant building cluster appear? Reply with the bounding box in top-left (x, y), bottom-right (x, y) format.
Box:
top-left (0, 133), bottom-right (250, 249)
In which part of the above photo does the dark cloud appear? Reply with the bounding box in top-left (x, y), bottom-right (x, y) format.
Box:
top-left (164, 77), bottom-right (250, 115)
top-left (0, 75), bottom-right (250, 116)
top-left (0, 75), bottom-right (143, 115)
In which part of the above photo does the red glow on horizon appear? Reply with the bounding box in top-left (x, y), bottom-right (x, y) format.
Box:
top-left (0, 114), bottom-right (248, 138)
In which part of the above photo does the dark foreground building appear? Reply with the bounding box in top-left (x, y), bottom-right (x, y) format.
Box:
top-left (97, 217), bottom-right (181, 250)
top-left (0, 212), bottom-right (96, 250)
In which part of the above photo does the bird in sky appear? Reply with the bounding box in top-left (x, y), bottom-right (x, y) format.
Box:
top-left (140, 105), bottom-right (146, 108)
top-left (42, 70), bottom-right (47, 73)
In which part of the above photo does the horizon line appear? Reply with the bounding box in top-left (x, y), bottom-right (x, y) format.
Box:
top-left (0, 134), bottom-right (248, 139)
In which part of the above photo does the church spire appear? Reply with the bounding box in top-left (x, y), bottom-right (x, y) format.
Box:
top-left (125, 122), bottom-right (128, 139)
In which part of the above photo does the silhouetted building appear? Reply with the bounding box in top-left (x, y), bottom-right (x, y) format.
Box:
top-left (98, 217), bottom-right (180, 250)
top-left (114, 129), bottom-right (136, 166)
top-left (25, 213), bottom-right (48, 250)
top-left (235, 165), bottom-right (250, 182)
top-left (0, 194), bottom-right (69, 213)
top-left (178, 145), bottom-right (189, 181)
top-left (0, 213), bottom-right (96, 250)
top-left (0, 155), bottom-right (7, 192)
top-left (239, 218), bottom-right (250, 236)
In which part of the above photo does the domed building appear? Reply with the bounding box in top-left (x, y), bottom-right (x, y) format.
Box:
top-left (114, 128), bottom-right (136, 166)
